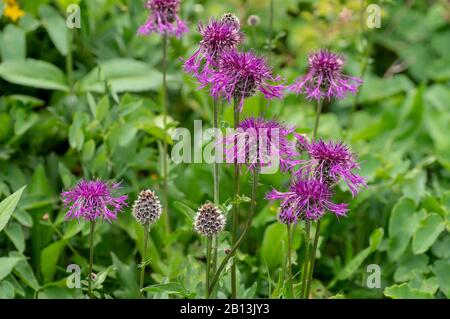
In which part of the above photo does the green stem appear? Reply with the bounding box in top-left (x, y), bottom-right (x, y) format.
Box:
top-left (66, 29), bottom-right (74, 92)
top-left (287, 224), bottom-right (294, 298)
top-left (162, 33), bottom-right (170, 232)
top-left (300, 221), bottom-right (310, 299)
top-left (206, 236), bottom-right (212, 298)
top-left (313, 100), bottom-right (323, 140)
top-left (231, 98), bottom-right (240, 298)
top-left (88, 220), bottom-right (96, 299)
top-left (268, 0), bottom-right (274, 62)
top-left (208, 168), bottom-right (258, 297)
top-left (212, 98), bottom-right (220, 284)
top-left (139, 223), bottom-right (150, 298)
top-left (305, 220), bottom-right (321, 299)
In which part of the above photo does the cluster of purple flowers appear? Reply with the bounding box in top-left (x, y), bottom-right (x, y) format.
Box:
top-left (178, 8), bottom-right (365, 225)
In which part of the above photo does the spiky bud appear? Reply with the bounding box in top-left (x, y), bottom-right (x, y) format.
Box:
top-left (132, 190), bottom-right (162, 225)
top-left (221, 12), bottom-right (240, 30)
top-left (194, 203), bottom-right (226, 237)
top-left (247, 15), bottom-right (260, 26)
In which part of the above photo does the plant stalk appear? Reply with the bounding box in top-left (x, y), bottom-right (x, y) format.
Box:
top-left (162, 33), bottom-right (170, 232)
top-left (305, 220), bottom-right (321, 299)
top-left (231, 98), bottom-right (240, 298)
top-left (88, 220), bottom-right (96, 299)
top-left (208, 167), bottom-right (258, 297)
top-left (139, 223), bottom-right (150, 298)
top-left (287, 223), bottom-right (294, 298)
top-left (300, 221), bottom-right (310, 299)
top-left (206, 236), bottom-right (212, 298)
top-left (212, 98), bottom-right (220, 279)
top-left (313, 100), bottom-right (323, 140)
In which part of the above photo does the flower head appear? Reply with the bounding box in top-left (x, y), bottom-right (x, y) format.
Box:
top-left (289, 49), bottom-right (362, 101)
top-left (200, 50), bottom-right (284, 111)
top-left (266, 178), bottom-right (348, 223)
top-left (61, 180), bottom-right (128, 222)
top-left (222, 117), bottom-right (298, 172)
top-left (220, 12), bottom-right (240, 30)
top-left (183, 18), bottom-right (244, 75)
top-left (194, 203), bottom-right (226, 237)
top-left (132, 189), bottom-right (162, 225)
top-left (295, 139), bottom-right (366, 196)
top-left (138, 0), bottom-right (188, 38)
top-left (3, 0), bottom-right (25, 22)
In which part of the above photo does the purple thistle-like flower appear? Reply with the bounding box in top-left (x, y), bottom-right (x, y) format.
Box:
top-left (295, 138), bottom-right (366, 197)
top-left (288, 49), bottom-right (362, 101)
top-left (266, 178), bottom-right (349, 223)
top-left (61, 180), bottom-right (128, 222)
top-left (199, 50), bottom-right (285, 111)
top-left (222, 117), bottom-right (298, 172)
top-left (138, 0), bottom-right (188, 38)
top-left (183, 18), bottom-right (244, 75)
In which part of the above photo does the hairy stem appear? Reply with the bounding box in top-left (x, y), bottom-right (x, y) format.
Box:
top-left (162, 33), bottom-right (170, 232)
top-left (287, 224), bottom-right (294, 298)
top-left (139, 223), bottom-right (150, 298)
top-left (313, 99), bottom-right (323, 140)
top-left (305, 220), bottom-right (321, 299)
top-left (231, 98), bottom-right (240, 298)
top-left (212, 98), bottom-right (220, 282)
top-left (300, 221), bottom-right (310, 299)
top-left (206, 236), bottom-right (212, 298)
top-left (88, 220), bottom-right (96, 299)
top-left (209, 168), bottom-right (258, 297)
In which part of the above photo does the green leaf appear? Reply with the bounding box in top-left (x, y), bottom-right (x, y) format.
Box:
top-left (111, 253), bottom-right (139, 299)
top-left (0, 257), bottom-right (22, 281)
top-left (431, 235), bottom-right (450, 259)
top-left (40, 240), bottom-right (67, 283)
top-left (0, 185), bottom-right (26, 232)
top-left (0, 281), bottom-right (15, 299)
top-left (394, 254), bottom-right (429, 282)
top-left (80, 59), bottom-right (162, 93)
top-left (393, 85), bottom-right (425, 143)
top-left (82, 139), bottom-right (96, 162)
top-left (1, 24), bottom-right (26, 61)
top-left (0, 59), bottom-right (68, 91)
top-left (39, 5), bottom-right (69, 56)
top-left (10, 252), bottom-right (40, 291)
top-left (142, 282), bottom-right (195, 298)
top-left (388, 198), bottom-right (422, 260)
top-left (336, 228), bottom-right (384, 281)
top-left (4, 222), bottom-right (25, 253)
top-left (412, 213), bottom-right (445, 254)
top-left (384, 283), bottom-right (434, 299)
top-left (38, 286), bottom-right (73, 299)
top-left (433, 259), bottom-right (450, 298)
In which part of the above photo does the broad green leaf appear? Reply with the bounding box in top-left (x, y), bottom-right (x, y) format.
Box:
top-left (394, 85), bottom-right (425, 143)
top-left (13, 209), bottom-right (33, 228)
top-left (1, 24), bottom-right (26, 61)
top-left (39, 5), bottom-right (69, 56)
top-left (394, 254), bottom-right (429, 282)
top-left (384, 283), bottom-right (434, 299)
top-left (410, 275), bottom-right (439, 295)
top-left (10, 252), bottom-right (40, 291)
top-left (388, 198), bottom-right (422, 260)
top-left (0, 186), bottom-right (26, 232)
top-left (40, 240), bottom-right (67, 283)
top-left (38, 286), bottom-right (73, 299)
top-left (433, 259), bottom-right (450, 298)
top-left (80, 59), bottom-right (162, 93)
top-left (412, 213), bottom-right (445, 254)
top-left (431, 235), bottom-right (450, 259)
top-left (111, 253), bottom-right (139, 299)
top-left (142, 282), bottom-right (195, 298)
top-left (0, 281), bottom-right (15, 299)
top-left (4, 222), bottom-right (25, 253)
top-left (0, 59), bottom-right (68, 91)
top-left (82, 139), bottom-right (96, 162)
top-left (0, 257), bottom-right (22, 281)
top-left (336, 228), bottom-right (384, 281)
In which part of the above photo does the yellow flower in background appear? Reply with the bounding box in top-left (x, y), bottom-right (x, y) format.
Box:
top-left (2, 0), bottom-right (25, 22)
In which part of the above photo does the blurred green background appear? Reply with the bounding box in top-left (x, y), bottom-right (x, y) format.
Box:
top-left (0, 0), bottom-right (449, 299)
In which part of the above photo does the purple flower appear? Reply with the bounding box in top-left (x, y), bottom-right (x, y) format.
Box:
top-left (288, 49), bottom-right (362, 101)
top-left (183, 18), bottom-right (244, 75)
top-left (199, 50), bottom-right (285, 111)
top-left (61, 180), bottom-right (128, 222)
top-left (266, 178), bottom-right (349, 223)
top-left (138, 0), bottom-right (188, 38)
top-left (222, 117), bottom-right (298, 172)
top-left (295, 139), bottom-right (366, 197)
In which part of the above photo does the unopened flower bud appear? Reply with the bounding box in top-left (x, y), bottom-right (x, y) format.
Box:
top-left (194, 203), bottom-right (226, 237)
top-left (132, 189), bottom-right (162, 225)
